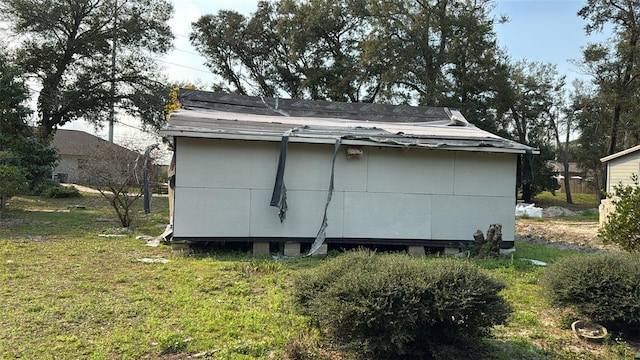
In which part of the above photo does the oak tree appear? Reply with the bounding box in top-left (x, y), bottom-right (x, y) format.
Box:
top-left (2, 0), bottom-right (174, 139)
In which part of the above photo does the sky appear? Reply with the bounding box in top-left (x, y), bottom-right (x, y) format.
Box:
top-left (64, 0), bottom-right (611, 147)
top-left (162, 0), bottom-right (610, 88)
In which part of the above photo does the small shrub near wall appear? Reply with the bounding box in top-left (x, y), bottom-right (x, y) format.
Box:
top-left (291, 250), bottom-right (511, 359)
top-left (543, 253), bottom-right (640, 328)
top-left (599, 177), bottom-right (640, 251)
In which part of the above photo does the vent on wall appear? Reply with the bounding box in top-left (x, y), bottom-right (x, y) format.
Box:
top-left (346, 146), bottom-right (363, 159)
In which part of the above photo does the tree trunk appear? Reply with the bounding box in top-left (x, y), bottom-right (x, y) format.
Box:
top-left (522, 183), bottom-right (532, 203)
top-left (0, 196), bottom-right (6, 219)
top-left (550, 108), bottom-right (573, 204)
top-left (563, 164), bottom-right (573, 204)
top-left (606, 104), bottom-right (622, 156)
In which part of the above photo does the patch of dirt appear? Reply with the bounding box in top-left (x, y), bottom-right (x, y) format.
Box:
top-left (515, 217), bottom-right (622, 252)
top-left (62, 183), bottom-right (101, 194)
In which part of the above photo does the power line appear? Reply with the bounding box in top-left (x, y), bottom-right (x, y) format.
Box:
top-left (114, 119), bottom-right (157, 135)
top-left (173, 47), bottom-right (201, 57)
top-left (161, 60), bottom-right (212, 74)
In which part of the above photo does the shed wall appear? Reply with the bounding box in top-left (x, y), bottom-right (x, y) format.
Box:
top-left (606, 152), bottom-right (640, 193)
top-left (172, 138), bottom-right (517, 242)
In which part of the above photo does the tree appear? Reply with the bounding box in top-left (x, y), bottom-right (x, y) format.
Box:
top-left (0, 49), bottom-right (58, 189)
top-left (79, 144), bottom-right (144, 228)
top-left (577, 0), bottom-right (640, 159)
top-left (191, 0), bottom-right (378, 101)
top-left (0, 152), bottom-right (27, 218)
top-left (189, 0), bottom-right (510, 116)
top-left (572, 81), bottom-right (613, 200)
top-left (2, 0), bottom-right (174, 139)
top-left (363, 0), bottom-right (511, 131)
top-left (501, 60), bottom-right (564, 202)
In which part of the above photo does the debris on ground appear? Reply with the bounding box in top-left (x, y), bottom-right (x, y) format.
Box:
top-left (137, 257), bottom-right (169, 264)
top-left (136, 235), bottom-right (161, 247)
top-left (519, 258), bottom-right (548, 266)
top-left (542, 206), bottom-right (577, 217)
top-left (515, 203), bottom-right (543, 217)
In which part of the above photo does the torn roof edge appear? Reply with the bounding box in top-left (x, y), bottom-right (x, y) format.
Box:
top-left (166, 91), bottom-right (539, 155)
top-left (161, 125), bottom-right (537, 154)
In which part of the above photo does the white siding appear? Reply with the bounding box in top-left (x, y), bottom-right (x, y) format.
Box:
top-left (249, 189), bottom-right (344, 237)
top-left (343, 192), bottom-right (432, 238)
top-left (366, 148), bottom-right (454, 194)
top-left (174, 188), bottom-right (251, 237)
top-left (607, 152), bottom-right (640, 193)
top-left (172, 138), bottom-right (518, 242)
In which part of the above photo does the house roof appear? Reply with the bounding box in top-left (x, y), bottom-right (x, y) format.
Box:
top-left (550, 161), bottom-right (583, 174)
top-left (52, 129), bottom-right (138, 157)
top-left (600, 145), bottom-right (640, 163)
top-left (161, 90), bottom-right (537, 154)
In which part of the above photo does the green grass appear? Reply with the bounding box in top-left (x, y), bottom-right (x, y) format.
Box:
top-left (532, 191), bottom-right (598, 211)
top-left (0, 191), bottom-right (637, 359)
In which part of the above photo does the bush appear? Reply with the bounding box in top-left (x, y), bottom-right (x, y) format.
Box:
top-left (543, 253), bottom-right (640, 327)
top-left (599, 176), bottom-right (640, 252)
top-left (291, 250), bottom-right (510, 359)
top-left (33, 180), bottom-right (81, 198)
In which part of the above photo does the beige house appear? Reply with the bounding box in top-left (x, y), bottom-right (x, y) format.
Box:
top-left (52, 129), bottom-right (141, 184)
top-left (599, 145), bottom-right (640, 224)
top-left (161, 90), bottom-right (537, 256)
top-left (550, 161), bottom-right (596, 194)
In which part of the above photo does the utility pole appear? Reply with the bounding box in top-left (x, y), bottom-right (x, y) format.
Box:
top-left (109, 0), bottom-right (117, 143)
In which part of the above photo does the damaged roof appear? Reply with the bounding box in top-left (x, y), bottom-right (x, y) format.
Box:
top-left (161, 89), bottom-right (537, 154)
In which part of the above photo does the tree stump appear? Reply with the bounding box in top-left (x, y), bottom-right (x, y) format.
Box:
top-left (472, 224), bottom-right (502, 257)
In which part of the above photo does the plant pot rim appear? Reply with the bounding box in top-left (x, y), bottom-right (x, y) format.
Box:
top-left (571, 320), bottom-right (607, 341)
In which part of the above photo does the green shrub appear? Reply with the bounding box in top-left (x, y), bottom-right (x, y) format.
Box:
top-left (543, 253), bottom-right (640, 327)
top-left (33, 180), bottom-right (81, 198)
top-left (0, 163), bottom-right (28, 218)
top-left (292, 250), bottom-right (510, 359)
top-left (599, 176), bottom-right (640, 252)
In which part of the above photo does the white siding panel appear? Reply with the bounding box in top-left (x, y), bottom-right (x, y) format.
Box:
top-left (453, 152), bottom-right (517, 196)
top-left (249, 189), bottom-right (344, 237)
top-left (366, 148), bottom-right (454, 194)
top-left (343, 192), bottom-right (431, 238)
top-left (334, 154), bottom-right (369, 192)
top-left (281, 143), bottom-right (368, 192)
top-left (431, 195), bottom-right (515, 241)
top-left (608, 155), bottom-right (640, 193)
top-left (173, 188), bottom-right (250, 237)
top-left (176, 138), bottom-right (278, 190)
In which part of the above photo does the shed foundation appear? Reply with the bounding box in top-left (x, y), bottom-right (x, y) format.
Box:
top-left (253, 242), bottom-right (270, 256)
top-left (284, 242), bottom-right (301, 257)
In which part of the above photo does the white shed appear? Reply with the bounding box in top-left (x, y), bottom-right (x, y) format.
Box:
top-left (160, 90), bottom-right (536, 255)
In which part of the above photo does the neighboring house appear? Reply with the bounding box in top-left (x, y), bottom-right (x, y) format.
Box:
top-left (550, 161), bottom-right (596, 194)
top-left (599, 145), bottom-right (640, 225)
top-left (160, 90), bottom-right (537, 256)
top-left (51, 129), bottom-right (141, 184)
